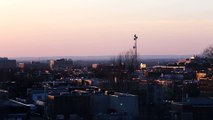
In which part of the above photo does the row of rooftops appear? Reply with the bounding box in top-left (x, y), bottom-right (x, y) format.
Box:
top-left (29, 84), bottom-right (137, 99)
top-left (0, 89), bottom-right (34, 108)
top-left (172, 97), bottom-right (213, 106)
top-left (47, 86), bottom-right (137, 97)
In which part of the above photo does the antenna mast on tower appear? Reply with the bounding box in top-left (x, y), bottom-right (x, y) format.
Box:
top-left (133, 34), bottom-right (138, 67)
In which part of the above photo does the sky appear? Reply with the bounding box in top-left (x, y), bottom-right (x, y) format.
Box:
top-left (0, 0), bottom-right (212, 57)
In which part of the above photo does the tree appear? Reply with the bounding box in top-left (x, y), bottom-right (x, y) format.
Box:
top-left (202, 45), bottom-right (213, 59)
top-left (108, 50), bottom-right (139, 92)
top-left (111, 49), bottom-right (137, 71)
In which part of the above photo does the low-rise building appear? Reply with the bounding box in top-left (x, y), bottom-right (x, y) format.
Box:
top-left (171, 97), bottom-right (213, 120)
top-left (47, 87), bottom-right (139, 120)
top-left (0, 90), bottom-right (30, 120)
top-left (52, 59), bottom-right (74, 70)
top-left (0, 57), bottom-right (16, 69)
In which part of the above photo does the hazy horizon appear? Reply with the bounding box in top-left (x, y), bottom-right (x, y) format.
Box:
top-left (7, 55), bottom-right (191, 62)
top-left (0, 0), bottom-right (212, 57)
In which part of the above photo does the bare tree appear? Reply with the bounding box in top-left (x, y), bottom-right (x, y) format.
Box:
top-left (202, 45), bottom-right (213, 59)
top-left (108, 50), bottom-right (139, 92)
top-left (112, 49), bottom-right (137, 71)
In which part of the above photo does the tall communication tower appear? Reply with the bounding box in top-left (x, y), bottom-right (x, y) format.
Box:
top-left (133, 34), bottom-right (138, 67)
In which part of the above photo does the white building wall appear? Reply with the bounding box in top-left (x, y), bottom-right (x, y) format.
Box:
top-left (90, 94), bottom-right (109, 115)
top-left (109, 95), bottom-right (139, 118)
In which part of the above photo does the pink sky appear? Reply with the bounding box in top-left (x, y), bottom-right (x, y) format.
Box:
top-left (0, 0), bottom-right (212, 57)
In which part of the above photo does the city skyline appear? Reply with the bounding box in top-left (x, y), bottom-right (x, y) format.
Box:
top-left (0, 0), bottom-right (213, 57)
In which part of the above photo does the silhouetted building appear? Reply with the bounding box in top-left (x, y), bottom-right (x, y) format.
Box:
top-left (171, 97), bottom-right (213, 120)
top-left (24, 61), bottom-right (49, 70)
top-left (199, 79), bottom-right (213, 96)
top-left (0, 90), bottom-right (30, 120)
top-left (0, 57), bottom-right (16, 69)
top-left (48, 93), bottom-right (91, 120)
top-left (47, 88), bottom-right (139, 120)
top-left (52, 59), bottom-right (73, 70)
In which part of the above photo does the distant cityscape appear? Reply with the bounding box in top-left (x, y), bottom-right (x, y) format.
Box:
top-left (0, 46), bottom-right (213, 120)
top-left (1, 0), bottom-right (213, 120)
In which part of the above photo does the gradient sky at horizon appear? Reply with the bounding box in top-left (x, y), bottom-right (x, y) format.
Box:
top-left (0, 0), bottom-right (213, 57)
